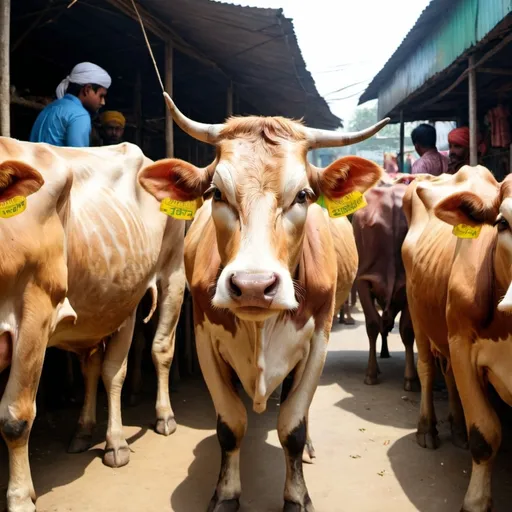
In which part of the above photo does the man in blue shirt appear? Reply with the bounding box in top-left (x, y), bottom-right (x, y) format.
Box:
top-left (30, 62), bottom-right (112, 148)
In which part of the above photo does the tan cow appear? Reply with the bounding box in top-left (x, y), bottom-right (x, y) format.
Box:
top-left (402, 166), bottom-right (512, 512)
top-left (139, 93), bottom-right (387, 511)
top-left (0, 138), bottom-right (185, 512)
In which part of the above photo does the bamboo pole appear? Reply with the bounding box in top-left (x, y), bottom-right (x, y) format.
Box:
top-left (0, 0), bottom-right (10, 137)
top-left (165, 40), bottom-right (174, 157)
top-left (468, 55), bottom-right (478, 166)
top-left (399, 110), bottom-right (405, 172)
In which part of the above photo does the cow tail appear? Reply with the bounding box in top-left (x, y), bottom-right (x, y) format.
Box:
top-left (144, 281), bottom-right (158, 323)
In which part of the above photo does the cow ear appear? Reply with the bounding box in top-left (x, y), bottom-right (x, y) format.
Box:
top-left (318, 156), bottom-right (383, 199)
top-left (434, 191), bottom-right (497, 227)
top-left (0, 160), bottom-right (44, 202)
top-left (138, 158), bottom-right (211, 202)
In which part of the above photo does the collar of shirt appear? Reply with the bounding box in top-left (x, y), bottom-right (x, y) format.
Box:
top-left (63, 94), bottom-right (85, 108)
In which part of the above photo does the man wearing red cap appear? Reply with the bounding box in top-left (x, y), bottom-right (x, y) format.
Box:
top-left (447, 126), bottom-right (486, 173)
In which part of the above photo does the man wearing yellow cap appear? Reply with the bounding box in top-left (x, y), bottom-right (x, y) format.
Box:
top-left (99, 110), bottom-right (126, 145)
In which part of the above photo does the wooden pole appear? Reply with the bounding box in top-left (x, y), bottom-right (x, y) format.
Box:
top-left (134, 69), bottom-right (142, 148)
top-left (468, 55), bottom-right (478, 166)
top-left (165, 40), bottom-right (174, 157)
top-left (227, 81), bottom-right (233, 118)
top-left (399, 110), bottom-right (405, 172)
top-left (0, 0), bottom-right (10, 137)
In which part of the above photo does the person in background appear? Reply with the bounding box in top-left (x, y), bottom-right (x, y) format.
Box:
top-left (447, 127), bottom-right (471, 173)
top-left (411, 123), bottom-right (448, 176)
top-left (30, 62), bottom-right (111, 147)
top-left (99, 111), bottom-right (126, 145)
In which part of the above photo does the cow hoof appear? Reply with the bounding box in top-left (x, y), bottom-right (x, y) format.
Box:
top-left (460, 497), bottom-right (493, 512)
top-left (404, 377), bottom-right (420, 392)
top-left (67, 433), bottom-right (93, 454)
top-left (380, 351), bottom-right (391, 359)
top-left (364, 375), bottom-right (379, 386)
top-left (207, 495), bottom-right (240, 512)
top-left (283, 500), bottom-right (315, 512)
top-left (344, 317), bottom-right (355, 325)
top-left (103, 445), bottom-right (130, 468)
top-left (416, 431), bottom-right (439, 450)
top-left (155, 416), bottom-right (177, 436)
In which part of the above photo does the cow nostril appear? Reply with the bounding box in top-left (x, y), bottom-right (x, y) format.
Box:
top-left (229, 275), bottom-right (242, 297)
top-left (264, 274), bottom-right (279, 297)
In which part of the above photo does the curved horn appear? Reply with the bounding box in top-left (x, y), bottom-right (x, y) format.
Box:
top-left (163, 92), bottom-right (224, 145)
top-left (306, 117), bottom-right (390, 149)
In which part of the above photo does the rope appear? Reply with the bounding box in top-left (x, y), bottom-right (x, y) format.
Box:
top-left (129, 0), bottom-right (165, 93)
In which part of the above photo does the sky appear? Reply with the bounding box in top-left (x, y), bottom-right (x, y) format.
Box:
top-left (222, 0), bottom-right (431, 125)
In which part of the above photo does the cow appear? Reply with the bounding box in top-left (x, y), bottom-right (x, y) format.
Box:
top-left (138, 92), bottom-right (388, 512)
top-left (352, 181), bottom-right (418, 390)
top-left (0, 138), bottom-right (185, 512)
top-left (402, 166), bottom-right (512, 512)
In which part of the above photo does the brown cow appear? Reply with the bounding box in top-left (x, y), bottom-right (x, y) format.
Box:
top-left (402, 166), bottom-right (512, 512)
top-left (0, 139), bottom-right (185, 512)
top-left (352, 181), bottom-right (418, 390)
top-left (139, 93), bottom-right (387, 511)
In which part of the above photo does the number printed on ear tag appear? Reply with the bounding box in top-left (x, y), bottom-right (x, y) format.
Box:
top-left (160, 198), bottom-right (203, 220)
top-left (317, 191), bottom-right (367, 218)
top-left (452, 223), bottom-right (481, 239)
top-left (0, 196), bottom-right (27, 219)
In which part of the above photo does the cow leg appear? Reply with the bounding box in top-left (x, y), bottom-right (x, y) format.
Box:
top-left (277, 331), bottom-right (328, 512)
top-left (101, 312), bottom-right (136, 468)
top-left (127, 323), bottom-right (145, 407)
top-left (357, 280), bottom-right (380, 385)
top-left (0, 300), bottom-right (52, 512)
top-left (415, 332), bottom-right (439, 450)
top-left (281, 372), bottom-right (315, 464)
top-left (350, 286), bottom-right (357, 307)
top-left (196, 330), bottom-right (246, 512)
top-left (68, 347), bottom-right (104, 453)
top-left (450, 338), bottom-right (498, 512)
top-left (342, 299), bottom-right (355, 325)
top-left (400, 305), bottom-right (419, 392)
top-left (152, 261), bottom-right (186, 436)
top-left (443, 365), bottom-right (468, 449)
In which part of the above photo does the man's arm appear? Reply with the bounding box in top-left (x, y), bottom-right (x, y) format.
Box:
top-left (66, 114), bottom-right (91, 147)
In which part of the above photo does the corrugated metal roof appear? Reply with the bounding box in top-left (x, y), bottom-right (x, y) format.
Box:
top-left (359, 0), bottom-right (512, 118)
top-left (139, 0), bottom-right (341, 129)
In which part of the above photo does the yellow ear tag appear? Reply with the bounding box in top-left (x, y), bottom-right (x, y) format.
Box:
top-left (0, 196), bottom-right (27, 219)
top-left (452, 223), bottom-right (481, 239)
top-left (160, 197), bottom-right (202, 220)
top-left (318, 191), bottom-right (367, 218)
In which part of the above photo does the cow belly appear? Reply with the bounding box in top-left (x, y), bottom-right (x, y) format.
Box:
top-left (206, 317), bottom-right (315, 413)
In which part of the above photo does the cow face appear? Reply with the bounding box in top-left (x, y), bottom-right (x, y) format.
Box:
top-left (140, 117), bottom-right (382, 321)
top-left (433, 171), bottom-right (512, 312)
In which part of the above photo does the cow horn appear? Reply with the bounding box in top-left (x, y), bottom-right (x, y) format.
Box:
top-left (163, 92), bottom-right (224, 144)
top-left (306, 118), bottom-right (390, 149)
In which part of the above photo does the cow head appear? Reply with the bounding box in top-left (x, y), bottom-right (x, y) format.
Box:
top-left (432, 168), bottom-right (512, 312)
top-left (140, 94), bottom-right (387, 321)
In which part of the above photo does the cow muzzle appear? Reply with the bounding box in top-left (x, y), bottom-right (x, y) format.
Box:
top-left (228, 272), bottom-right (280, 308)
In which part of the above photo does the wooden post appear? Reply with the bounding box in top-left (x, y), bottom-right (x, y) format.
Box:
top-left (0, 0), bottom-right (10, 137)
top-left (399, 110), bottom-right (405, 172)
top-left (468, 55), bottom-right (478, 166)
top-left (227, 81), bottom-right (233, 118)
top-left (165, 40), bottom-right (174, 157)
top-left (134, 69), bottom-right (142, 148)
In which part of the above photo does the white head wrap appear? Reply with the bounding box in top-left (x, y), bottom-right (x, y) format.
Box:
top-left (56, 62), bottom-right (112, 99)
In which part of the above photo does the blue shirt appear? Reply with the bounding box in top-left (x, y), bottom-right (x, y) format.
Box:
top-left (30, 94), bottom-right (91, 147)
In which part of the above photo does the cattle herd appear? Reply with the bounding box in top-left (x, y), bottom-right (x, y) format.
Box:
top-left (0, 93), bottom-right (509, 512)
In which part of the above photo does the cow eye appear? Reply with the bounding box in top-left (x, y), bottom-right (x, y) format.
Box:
top-left (212, 187), bottom-right (223, 202)
top-left (495, 216), bottom-right (509, 232)
top-left (294, 190), bottom-right (308, 204)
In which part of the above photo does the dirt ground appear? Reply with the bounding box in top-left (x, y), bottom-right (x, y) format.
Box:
top-left (2, 307), bottom-right (512, 512)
